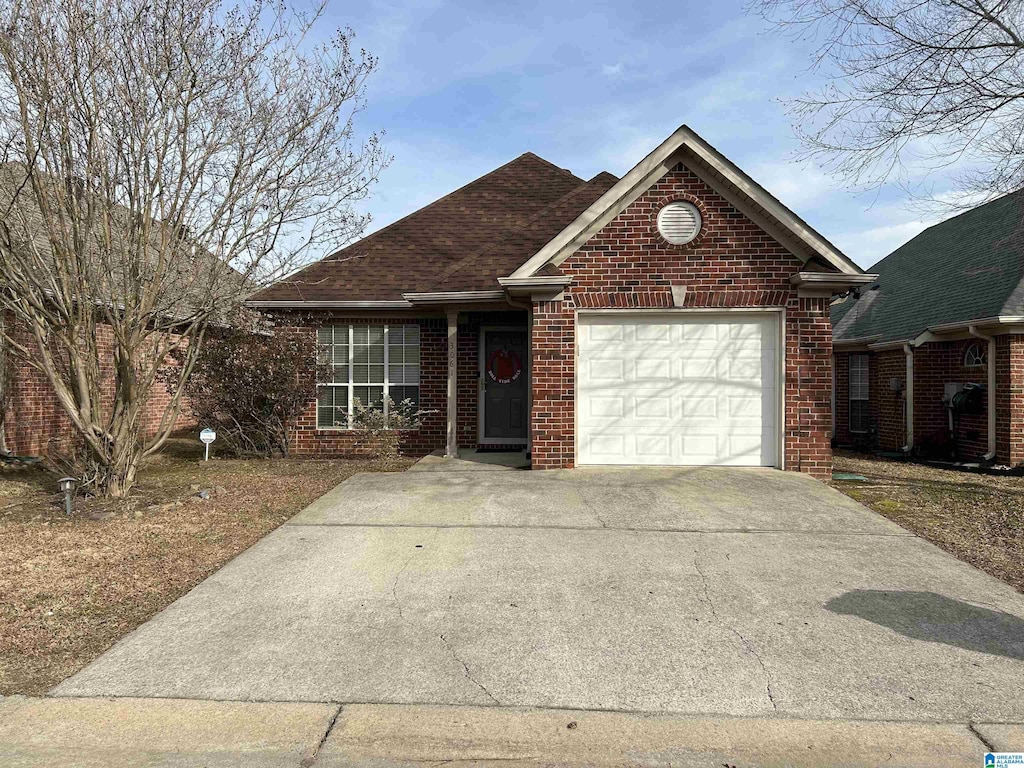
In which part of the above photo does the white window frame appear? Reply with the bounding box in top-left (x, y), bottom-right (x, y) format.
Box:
top-left (964, 342), bottom-right (986, 368)
top-left (316, 323), bottom-right (420, 430)
top-left (849, 353), bottom-right (870, 434)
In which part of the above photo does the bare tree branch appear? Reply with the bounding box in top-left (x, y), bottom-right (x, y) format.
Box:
top-left (0, 0), bottom-right (389, 495)
top-left (752, 0), bottom-right (1024, 205)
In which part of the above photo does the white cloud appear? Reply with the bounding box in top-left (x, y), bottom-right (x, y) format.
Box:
top-left (602, 62), bottom-right (624, 77)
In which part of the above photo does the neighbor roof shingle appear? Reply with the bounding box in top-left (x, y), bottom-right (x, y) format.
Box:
top-left (832, 192), bottom-right (1024, 343)
top-left (249, 153), bottom-right (606, 303)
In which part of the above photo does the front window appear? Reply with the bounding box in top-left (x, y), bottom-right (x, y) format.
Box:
top-left (849, 353), bottom-right (870, 434)
top-left (964, 342), bottom-right (986, 368)
top-left (316, 324), bottom-right (420, 429)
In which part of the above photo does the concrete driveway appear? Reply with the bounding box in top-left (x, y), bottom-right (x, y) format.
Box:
top-left (51, 462), bottom-right (1024, 728)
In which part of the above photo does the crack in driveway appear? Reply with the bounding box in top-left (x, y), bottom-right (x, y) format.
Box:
top-left (693, 549), bottom-right (778, 712)
top-left (575, 475), bottom-right (608, 528)
top-left (391, 529), bottom-right (440, 621)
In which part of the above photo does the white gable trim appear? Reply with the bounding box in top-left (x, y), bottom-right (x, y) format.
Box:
top-left (510, 125), bottom-right (862, 278)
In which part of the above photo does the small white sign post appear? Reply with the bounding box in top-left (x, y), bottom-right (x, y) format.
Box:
top-left (199, 428), bottom-right (217, 461)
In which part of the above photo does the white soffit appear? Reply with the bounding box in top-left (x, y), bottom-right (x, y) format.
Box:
top-left (510, 124), bottom-right (862, 278)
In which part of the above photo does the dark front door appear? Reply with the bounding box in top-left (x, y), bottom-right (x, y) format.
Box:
top-left (481, 328), bottom-right (528, 443)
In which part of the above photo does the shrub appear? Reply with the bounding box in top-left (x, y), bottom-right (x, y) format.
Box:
top-left (183, 329), bottom-right (325, 457)
top-left (350, 396), bottom-right (428, 462)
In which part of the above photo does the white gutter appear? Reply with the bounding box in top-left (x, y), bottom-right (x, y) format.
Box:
top-left (245, 299), bottom-right (414, 309)
top-left (402, 290), bottom-right (506, 305)
top-left (969, 325), bottom-right (998, 460)
top-left (903, 343), bottom-right (914, 453)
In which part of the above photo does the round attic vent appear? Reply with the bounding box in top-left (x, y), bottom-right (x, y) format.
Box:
top-left (656, 201), bottom-right (702, 245)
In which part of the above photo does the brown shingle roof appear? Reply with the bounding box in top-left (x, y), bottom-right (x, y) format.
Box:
top-left (249, 153), bottom-right (613, 302)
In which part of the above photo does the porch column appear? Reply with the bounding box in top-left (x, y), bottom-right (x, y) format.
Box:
top-left (446, 309), bottom-right (458, 458)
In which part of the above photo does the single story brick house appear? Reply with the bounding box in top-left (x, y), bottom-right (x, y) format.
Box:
top-left (832, 192), bottom-right (1024, 465)
top-left (248, 126), bottom-right (872, 478)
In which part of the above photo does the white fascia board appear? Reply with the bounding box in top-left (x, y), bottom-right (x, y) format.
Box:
top-left (403, 290), bottom-right (506, 305)
top-left (245, 299), bottom-right (414, 309)
top-left (512, 124), bottom-right (863, 279)
top-left (926, 315), bottom-right (1024, 334)
top-left (792, 272), bottom-right (877, 286)
top-left (497, 276), bottom-right (572, 288)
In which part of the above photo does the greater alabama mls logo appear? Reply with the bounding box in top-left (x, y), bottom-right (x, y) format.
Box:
top-left (987, 753), bottom-right (1024, 766)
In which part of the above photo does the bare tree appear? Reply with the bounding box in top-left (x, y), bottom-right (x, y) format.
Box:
top-left (753, 0), bottom-right (1024, 202)
top-left (0, 0), bottom-right (387, 496)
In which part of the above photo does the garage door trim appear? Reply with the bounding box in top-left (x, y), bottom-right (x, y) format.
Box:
top-left (574, 307), bottom-right (786, 469)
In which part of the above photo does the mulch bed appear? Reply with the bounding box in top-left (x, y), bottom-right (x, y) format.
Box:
top-left (832, 451), bottom-right (1024, 593)
top-left (0, 439), bottom-right (411, 695)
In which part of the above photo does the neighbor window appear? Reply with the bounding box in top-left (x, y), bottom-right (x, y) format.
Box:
top-left (316, 324), bottom-right (420, 429)
top-left (964, 342), bottom-right (986, 368)
top-left (849, 353), bottom-right (870, 434)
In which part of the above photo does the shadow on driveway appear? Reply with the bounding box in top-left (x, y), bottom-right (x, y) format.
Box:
top-left (826, 590), bottom-right (1024, 661)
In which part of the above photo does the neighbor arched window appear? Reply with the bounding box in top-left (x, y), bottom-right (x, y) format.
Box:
top-left (964, 343), bottom-right (986, 368)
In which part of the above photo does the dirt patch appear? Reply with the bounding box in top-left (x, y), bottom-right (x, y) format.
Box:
top-left (0, 438), bottom-right (412, 695)
top-left (833, 451), bottom-right (1024, 593)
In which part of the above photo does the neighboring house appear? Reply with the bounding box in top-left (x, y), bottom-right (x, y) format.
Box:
top-left (0, 163), bottom-right (213, 457)
top-left (832, 192), bottom-right (1024, 465)
top-left (248, 125), bottom-right (870, 478)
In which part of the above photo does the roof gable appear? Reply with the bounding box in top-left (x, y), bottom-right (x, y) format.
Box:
top-left (511, 125), bottom-right (862, 279)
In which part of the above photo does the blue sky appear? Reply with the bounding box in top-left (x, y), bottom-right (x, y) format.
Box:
top-left (330, 0), bottom-right (954, 270)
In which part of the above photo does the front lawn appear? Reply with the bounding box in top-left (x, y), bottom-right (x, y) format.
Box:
top-left (0, 438), bottom-right (411, 695)
top-left (833, 451), bottom-right (1024, 593)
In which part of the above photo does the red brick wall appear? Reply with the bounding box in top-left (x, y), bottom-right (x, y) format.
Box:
top-left (997, 334), bottom-right (1024, 466)
top-left (914, 340), bottom-right (989, 459)
top-left (272, 310), bottom-right (526, 457)
top-left (836, 338), bottom-right (1024, 463)
top-left (3, 318), bottom-right (195, 457)
top-left (530, 163), bottom-right (835, 478)
top-left (873, 350), bottom-right (907, 452)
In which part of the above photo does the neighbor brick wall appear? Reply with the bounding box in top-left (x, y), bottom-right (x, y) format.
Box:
top-left (3, 316), bottom-right (195, 457)
top-left (997, 334), bottom-right (1024, 466)
top-left (872, 350), bottom-right (907, 452)
top-left (836, 338), bottom-right (1024, 463)
top-left (913, 340), bottom-right (989, 459)
top-left (530, 162), bottom-right (836, 478)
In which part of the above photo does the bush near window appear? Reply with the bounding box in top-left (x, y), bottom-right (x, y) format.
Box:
top-left (349, 396), bottom-right (430, 461)
top-left (183, 329), bottom-right (327, 457)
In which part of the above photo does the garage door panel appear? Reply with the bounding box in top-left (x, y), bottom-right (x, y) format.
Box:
top-left (578, 313), bottom-right (779, 467)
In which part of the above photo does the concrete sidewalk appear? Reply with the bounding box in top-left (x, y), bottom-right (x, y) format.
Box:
top-left (0, 695), bottom-right (1015, 767)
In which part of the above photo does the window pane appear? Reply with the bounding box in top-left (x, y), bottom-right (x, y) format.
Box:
top-left (318, 326), bottom-right (348, 383)
top-left (354, 385), bottom-right (384, 411)
top-left (389, 385), bottom-right (419, 413)
top-left (352, 364), bottom-right (369, 384)
top-left (850, 400), bottom-right (869, 433)
top-left (317, 386), bottom-right (348, 428)
top-left (368, 364), bottom-right (385, 383)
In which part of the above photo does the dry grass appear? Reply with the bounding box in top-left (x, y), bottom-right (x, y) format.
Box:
top-left (0, 438), bottom-right (412, 695)
top-left (833, 451), bottom-right (1024, 593)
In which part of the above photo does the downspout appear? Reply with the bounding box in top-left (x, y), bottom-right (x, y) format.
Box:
top-left (969, 325), bottom-right (998, 461)
top-left (903, 343), bottom-right (914, 453)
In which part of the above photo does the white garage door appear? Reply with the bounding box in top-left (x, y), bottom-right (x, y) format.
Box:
top-left (577, 313), bottom-right (779, 467)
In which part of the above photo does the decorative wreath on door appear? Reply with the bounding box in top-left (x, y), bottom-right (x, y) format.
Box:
top-left (486, 348), bottom-right (522, 384)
